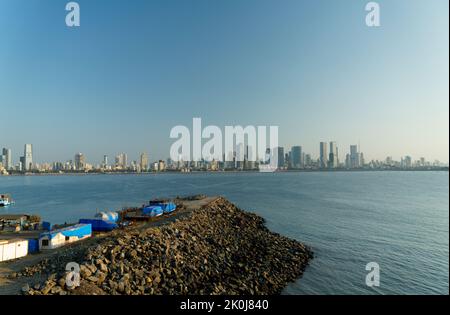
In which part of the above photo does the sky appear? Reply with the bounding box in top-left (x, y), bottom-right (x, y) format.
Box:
top-left (0, 0), bottom-right (448, 164)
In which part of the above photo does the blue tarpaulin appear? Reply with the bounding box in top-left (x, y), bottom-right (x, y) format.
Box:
top-left (27, 239), bottom-right (39, 253)
top-left (79, 219), bottom-right (118, 232)
top-left (42, 221), bottom-right (51, 231)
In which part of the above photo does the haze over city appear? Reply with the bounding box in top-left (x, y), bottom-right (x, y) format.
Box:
top-left (1, 0), bottom-right (448, 164)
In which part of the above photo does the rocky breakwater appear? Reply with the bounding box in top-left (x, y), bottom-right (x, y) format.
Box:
top-left (24, 197), bottom-right (313, 295)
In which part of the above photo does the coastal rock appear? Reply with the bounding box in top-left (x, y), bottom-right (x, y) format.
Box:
top-left (16, 197), bottom-right (312, 295)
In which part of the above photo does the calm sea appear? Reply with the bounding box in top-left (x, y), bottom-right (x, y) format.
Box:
top-left (0, 171), bottom-right (448, 295)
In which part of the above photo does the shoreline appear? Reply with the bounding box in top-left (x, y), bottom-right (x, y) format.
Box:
top-left (0, 196), bottom-right (313, 295)
top-left (1, 168), bottom-right (448, 177)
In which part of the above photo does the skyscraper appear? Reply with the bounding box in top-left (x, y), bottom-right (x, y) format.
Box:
top-left (2, 148), bottom-right (12, 170)
top-left (74, 153), bottom-right (86, 170)
top-left (103, 155), bottom-right (108, 168)
top-left (350, 145), bottom-right (360, 168)
top-left (291, 146), bottom-right (303, 169)
top-left (328, 141), bottom-right (337, 168)
top-left (245, 145), bottom-right (255, 170)
top-left (24, 144), bottom-right (33, 171)
top-left (140, 152), bottom-right (149, 171)
top-left (115, 153), bottom-right (128, 169)
top-left (319, 142), bottom-right (328, 169)
top-left (276, 147), bottom-right (284, 168)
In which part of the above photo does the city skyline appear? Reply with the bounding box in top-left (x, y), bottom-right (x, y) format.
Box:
top-left (0, 142), bottom-right (447, 174)
top-left (1, 0), bottom-right (448, 163)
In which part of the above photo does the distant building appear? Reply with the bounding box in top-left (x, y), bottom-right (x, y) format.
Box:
top-left (402, 156), bottom-right (412, 168)
top-left (291, 146), bottom-right (303, 169)
top-left (2, 148), bottom-right (12, 170)
top-left (74, 153), bottom-right (86, 170)
top-left (319, 142), bottom-right (328, 168)
top-left (103, 155), bottom-right (108, 168)
top-left (236, 143), bottom-right (244, 169)
top-left (158, 160), bottom-right (166, 171)
top-left (275, 147), bottom-right (285, 169)
top-left (115, 153), bottom-right (128, 169)
top-left (328, 141), bottom-right (337, 168)
top-left (140, 152), bottom-right (149, 171)
top-left (23, 144), bottom-right (33, 171)
top-left (350, 145), bottom-right (360, 168)
top-left (245, 145), bottom-right (256, 170)
top-left (304, 154), bottom-right (312, 167)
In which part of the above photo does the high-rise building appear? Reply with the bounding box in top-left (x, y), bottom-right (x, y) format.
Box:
top-left (103, 155), bottom-right (108, 168)
top-left (115, 153), bottom-right (128, 169)
top-left (304, 154), bottom-right (312, 167)
top-left (350, 145), bottom-right (360, 168)
top-left (245, 145), bottom-right (255, 170)
top-left (2, 148), bottom-right (12, 170)
top-left (291, 146), bottom-right (303, 169)
top-left (74, 153), bottom-right (86, 170)
top-left (24, 144), bottom-right (33, 171)
top-left (328, 141), bottom-right (337, 168)
top-left (276, 147), bottom-right (284, 168)
top-left (140, 152), bottom-right (149, 171)
top-left (236, 143), bottom-right (244, 169)
top-left (402, 156), bottom-right (412, 168)
top-left (319, 142), bottom-right (328, 168)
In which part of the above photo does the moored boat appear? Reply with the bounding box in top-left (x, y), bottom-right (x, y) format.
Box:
top-left (142, 205), bottom-right (164, 217)
top-left (0, 194), bottom-right (14, 207)
top-left (149, 200), bottom-right (177, 214)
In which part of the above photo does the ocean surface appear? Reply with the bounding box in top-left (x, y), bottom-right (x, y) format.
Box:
top-left (0, 171), bottom-right (448, 295)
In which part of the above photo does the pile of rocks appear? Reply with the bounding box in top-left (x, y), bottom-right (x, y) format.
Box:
top-left (23, 197), bottom-right (313, 295)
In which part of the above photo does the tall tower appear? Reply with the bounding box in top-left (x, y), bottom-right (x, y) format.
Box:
top-left (350, 145), bottom-right (360, 168)
top-left (2, 148), bottom-right (12, 170)
top-left (24, 144), bottom-right (33, 171)
top-left (319, 142), bottom-right (328, 169)
top-left (291, 146), bottom-right (303, 169)
top-left (75, 153), bottom-right (86, 170)
top-left (140, 152), bottom-right (149, 171)
top-left (329, 141), bottom-right (337, 168)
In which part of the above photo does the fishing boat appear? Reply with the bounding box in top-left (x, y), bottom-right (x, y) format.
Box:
top-left (0, 194), bottom-right (14, 207)
top-left (142, 205), bottom-right (164, 217)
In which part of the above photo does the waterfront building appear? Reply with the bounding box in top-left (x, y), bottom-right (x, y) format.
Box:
top-left (39, 224), bottom-right (92, 250)
top-left (275, 147), bottom-right (285, 169)
top-left (115, 153), bottom-right (128, 169)
top-left (23, 144), bottom-right (33, 171)
top-left (74, 153), bottom-right (86, 170)
top-left (328, 141), bottom-right (337, 168)
top-left (402, 156), bottom-right (412, 168)
top-left (350, 145), bottom-right (360, 168)
top-left (304, 154), bottom-right (312, 167)
top-left (2, 148), bottom-right (12, 170)
top-left (319, 142), bottom-right (328, 168)
top-left (103, 155), bottom-right (108, 168)
top-left (140, 152), bottom-right (149, 171)
top-left (291, 146), bottom-right (303, 169)
top-left (245, 145), bottom-right (256, 170)
top-left (236, 143), bottom-right (244, 170)
top-left (0, 239), bottom-right (28, 262)
top-left (158, 160), bottom-right (166, 171)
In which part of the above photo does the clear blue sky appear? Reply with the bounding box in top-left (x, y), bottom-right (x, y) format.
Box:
top-left (0, 0), bottom-right (448, 164)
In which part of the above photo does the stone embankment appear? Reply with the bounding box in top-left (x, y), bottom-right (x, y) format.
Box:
top-left (21, 197), bottom-right (313, 295)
